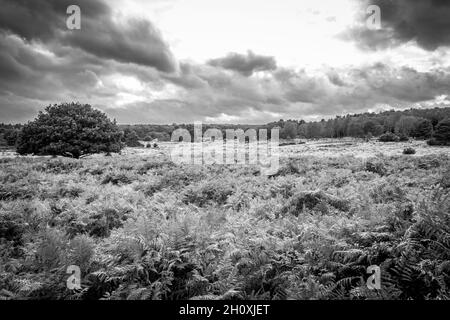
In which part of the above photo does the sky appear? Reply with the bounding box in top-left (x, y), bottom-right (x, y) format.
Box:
top-left (1, 0), bottom-right (450, 124)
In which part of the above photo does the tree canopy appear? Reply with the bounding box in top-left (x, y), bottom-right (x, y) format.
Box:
top-left (17, 103), bottom-right (123, 158)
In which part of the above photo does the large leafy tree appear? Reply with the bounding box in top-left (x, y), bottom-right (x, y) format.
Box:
top-left (432, 118), bottom-right (450, 145)
top-left (17, 103), bottom-right (123, 158)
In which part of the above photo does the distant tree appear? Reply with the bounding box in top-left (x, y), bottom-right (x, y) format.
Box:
top-left (123, 129), bottom-right (143, 147)
top-left (412, 119), bottom-right (433, 139)
top-left (306, 122), bottom-right (322, 139)
top-left (17, 103), bottom-right (123, 158)
top-left (281, 121), bottom-right (298, 139)
top-left (347, 121), bottom-right (364, 138)
top-left (297, 123), bottom-right (307, 138)
top-left (395, 116), bottom-right (418, 136)
top-left (429, 118), bottom-right (450, 145)
top-left (3, 129), bottom-right (19, 146)
top-left (363, 120), bottom-right (384, 136)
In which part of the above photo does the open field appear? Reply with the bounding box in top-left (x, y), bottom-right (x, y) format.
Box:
top-left (1, 139), bottom-right (449, 300)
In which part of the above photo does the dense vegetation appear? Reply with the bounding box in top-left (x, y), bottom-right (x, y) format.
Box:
top-left (0, 147), bottom-right (449, 300)
top-left (2, 107), bottom-right (449, 146)
top-left (15, 103), bottom-right (123, 158)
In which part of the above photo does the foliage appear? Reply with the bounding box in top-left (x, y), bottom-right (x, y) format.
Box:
top-left (0, 145), bottom-right (449, 300)
top-left (379, 132), bottom-right (400, 142)
top-left (122, 129), bottom-right (143, 147)
top-left (16, 103), bottom-right (123, 158)
top-left (430, 118), bottom-right (450, 146)
top-left (413, 119), bottom-right (433, 139)
top-left (403, 147), bottom-right (416, 155)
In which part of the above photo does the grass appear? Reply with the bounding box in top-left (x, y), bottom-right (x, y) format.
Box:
top-left (0, 141), bottom-right (449, 300)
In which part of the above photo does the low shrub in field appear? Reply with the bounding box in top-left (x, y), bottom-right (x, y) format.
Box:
top-left (32, 159), bottom-right (83, 174)
top-left (62, 207), bottom-right (131, 238)
top-left (136, 159), bottom-right (173, 175)
top-left (280, 190), bottom-right (351, 216)
top-left (370, 182), bottom-right (406, 203)
top-left (81, 166), bottom-right (105, 176)
top-left (136, 167), bottom-right (206, 196)
top-left (0, 184), bottom-right (35, 201)
top-left (417, 157), bottom-right (441, 169)
top-left (379, 132), bottom-right (400, 142)
top-left (269, 160), bottom-right (300, 177)
top-left (101, 172), bottom-right (134, 185)
top-left (403, 147), bottom-right (416, 155)
top-left (182, 179), bottom-right (234, 207)
top-left (365, 159), bottom-right (387, 176)
top-left (87, 208), bottom-right (129, 237)
top-left (0, 210), bottom-right (28, 245)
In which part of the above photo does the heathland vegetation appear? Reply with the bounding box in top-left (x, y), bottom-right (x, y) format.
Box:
top-left (0, 103), bottom-right (449, 300)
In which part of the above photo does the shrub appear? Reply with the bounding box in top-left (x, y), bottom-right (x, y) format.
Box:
top-left (122, 129), bottom-right (143, 147)
top-left (68, 235), bottom-right (95, 273)
top-left (365, 159), bottom-right (387, 176)
top-left (87, 208), bottom-right (129, 237)
top-left (378, 132), bottom-right (400, 142)
top-left (417, 157), bottom-right (440, 169)
top-left (280, 190), bottom-right (350, 216)
top-left (403, 147), bottom-right (416, 155)
top-left (32, 159), bottom-right (83, 174)
top-left (0, 211), bottom-right (28, 245)
top-left (398, 134), bottom-right (409, 142)
top-left (101, 173), bottom-right (134, 185)
top-left (182, 179), bottom-right (234, 207)
top-left (0, 184), bottom-right (35, 201)
top-left (370, 183), bottom-right (406, 203)
top-left (269, 160), bottom-right (300, 177)
top-left (17, 103), bottom-right (123, 158)
top-left (3, 129), bottom-right (20, 146)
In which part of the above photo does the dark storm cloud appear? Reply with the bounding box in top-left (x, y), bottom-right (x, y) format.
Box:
top-left (1, 0), bottom-right (450, 124)
top-left (346, 0), bottom-right (450, 51)
top-left (0, 0), bottom-right (177, 72)
top-left (207, 51), bottom-right (277, 76)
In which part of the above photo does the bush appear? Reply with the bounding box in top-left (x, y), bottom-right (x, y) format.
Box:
top-left (101, 173), bottom-right (134, 185)
top-left (378, 132), bottom-right (400, 142)
top-left (32, 159), bottom-right (83, 174)
top-left (280, 190), bottom-right (350, 216)
top-left (122, 129), bottom-right (143, 147)
top-left (403, 147), bottom-right (416, 155)
top-left (398, 134), bottom-right (409, 142)
top-left (0, 211), bottom-right (28, 245)
top-left (17, 103), bottom-right (123, 158)
top-left (3, 129), bottom-right (20, 146)
top-left (427, 138), bottom-right (441, 146)
top-left (365, 159), bottom-right (387, 176)
top-left (182, 179), bottom-right (234, 207)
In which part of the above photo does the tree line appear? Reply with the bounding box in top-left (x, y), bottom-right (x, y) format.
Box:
top-left (0, 104), bottom-right (449, 158)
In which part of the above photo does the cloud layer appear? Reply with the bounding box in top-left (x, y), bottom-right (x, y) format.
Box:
top-left (208, 51), bottom-right (277, 76)
top-left (0, 0), bottom-right (449, 124)
top-left (346, 0), bottom-right (450, 51)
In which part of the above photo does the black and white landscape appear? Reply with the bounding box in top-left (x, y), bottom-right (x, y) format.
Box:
top-left (0, 0), bottom-right (449, 301)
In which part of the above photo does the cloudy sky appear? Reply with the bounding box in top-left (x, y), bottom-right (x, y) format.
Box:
top-left (1, 0), bottom-right (450, 124)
